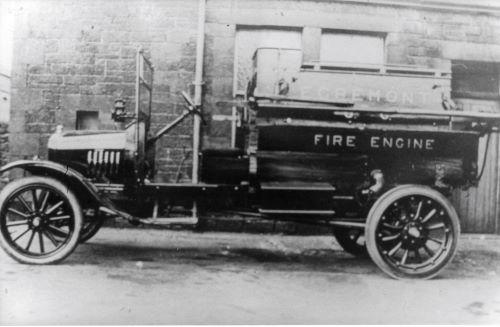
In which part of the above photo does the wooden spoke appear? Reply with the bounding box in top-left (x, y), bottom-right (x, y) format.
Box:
top-left (427, 237), bottom-right (443, 245)
top-left (381, 233), bottom-right (400, 242)
top-left (48, 215), bottom-right (71, 222)
top-left (25, 230), bottom-right (36, 251)
top-left (12, 228), bottom-right (31, 242)
top-left (7, 207), bottom-right (28, 218)
top-left (382, 223), bottom-right (403, 230)
top-left (6, 219), bottom-right (29, 227)
top-left (421, 208), bottom-right (437, 223)
top-left (17, 195), bottom-right (34, 214)
top-left (45, 201), bottom-right (64, 215)
top-left (31, 189), bottom-right (38, 211)
top-left (39, 190), bottom-right (50, 213)
top-left (426, 222), bottom-right (445, 230)
top-left (400, 249), bottom-right (409, 265)
top-left (46, 224), bottom-right (69, 237)
top-left (423, 245), bottom-right (435, 257)
top-left (388, 242), bottom-right (402, 257)
top-left (42, 230), bottom-right (59, 247)
top-left (38, 232), bottom-right (45, 253)
top-left (414, 201), bottom-right (423, 220)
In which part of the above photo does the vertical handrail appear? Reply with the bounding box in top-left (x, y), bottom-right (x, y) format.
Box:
top-left (134, 48), bottom-right (154, 183)
top-left (192, 0), bottom-right (205, 184)
top-left (134, 48), bottom-right (141, 164)
top-left (495, 132), bottom-right (500, 234)
top-left (191, 0), bottom-right (206, 219)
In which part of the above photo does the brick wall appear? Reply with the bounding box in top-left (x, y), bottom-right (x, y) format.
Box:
top-left (10, 0), bottom-right (198, 182)
top-left (0, 122), bottom-right (9, 189)
top-left (7, 0), bottom-right (500, 233)
top-left (202, 0), bottom-right (500, 147)
top-left (9, 0), bottom-right (500, 175)
top-left (0, 123), bottom-right (8, 165)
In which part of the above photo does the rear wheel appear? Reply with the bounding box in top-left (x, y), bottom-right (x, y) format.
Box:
top-left (79, 207), bottom-right (104, 243)
top-left (365, 185), bottom-right (460, 279)
top-left (0, 177), bottom-right (83, 264)
top-left (333, 228), bottom-right (367, 257)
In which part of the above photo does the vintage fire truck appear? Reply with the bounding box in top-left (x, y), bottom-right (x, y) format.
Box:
top-left (1, 49), bottom-right (499, 279)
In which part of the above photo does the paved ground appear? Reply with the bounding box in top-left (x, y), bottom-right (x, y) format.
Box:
top-left (1, 227), bottom-right (500, 324)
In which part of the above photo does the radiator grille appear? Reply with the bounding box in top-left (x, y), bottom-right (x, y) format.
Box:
top-left (86, 149), bottom-right (122, 176)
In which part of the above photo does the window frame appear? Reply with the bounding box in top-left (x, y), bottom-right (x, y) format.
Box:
top-left (319, 29), bottom-right (387, 68)
top-left (451, 60), bottom-right (500, 100)
top-left (75, 110), bottom-right (99, 131)
top-left (233, 25), bottom-right (303, 96)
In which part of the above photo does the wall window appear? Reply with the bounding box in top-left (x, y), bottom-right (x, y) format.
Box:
top-left (320, 31), bottom-right (385, 66)
top-left (234, 26), bottom-right (302, 94)
top-left (76, 111), bottom-right (99, 130)
top-left (451, 61), bottom-right (500, 100)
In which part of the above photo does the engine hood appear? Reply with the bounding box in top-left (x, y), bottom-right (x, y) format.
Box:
top-left (48, 130), bottom-right (128, 150)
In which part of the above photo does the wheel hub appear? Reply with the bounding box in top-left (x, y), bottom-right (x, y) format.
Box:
top-left (408, 225), bottom-right (420, 238)
top-left (402, 221), bottom-right (426, 249)
top-left (32, 217), bottom-right (41, 227)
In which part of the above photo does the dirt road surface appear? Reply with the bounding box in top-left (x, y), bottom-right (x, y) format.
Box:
top-left (1, 228), bottom-right (500, 324)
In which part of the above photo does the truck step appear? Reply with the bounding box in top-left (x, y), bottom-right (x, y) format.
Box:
top-left (258, 209), bottom-right (335, 216)
top-left (260, 181), bottom-right (335, 191)
top-left (139, 217), bottom-right (198, 225)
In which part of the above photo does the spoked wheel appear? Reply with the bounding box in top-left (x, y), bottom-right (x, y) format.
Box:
top-left (365, 185), bottom-right (460, 279)
top-left (0, 177), bottom-right (83, 264)
top-left (333, 227), bottom-right (368, 257)
top-left (79, 207), bottom-right (105, 243)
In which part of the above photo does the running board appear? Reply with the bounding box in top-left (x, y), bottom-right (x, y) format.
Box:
top-left (99, 206), bottom-right (198, 226)
top-left (139, 217), bottom-right (198, 225)
top-left (329, 221), bottom-right (366, 228)
top-left (259, 209), bottom-right (336, 215)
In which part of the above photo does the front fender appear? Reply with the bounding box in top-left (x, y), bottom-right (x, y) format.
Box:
top-left (0, 160), bottom-right (134, 220)
top-left (1, 160), bottom-right (103, 206)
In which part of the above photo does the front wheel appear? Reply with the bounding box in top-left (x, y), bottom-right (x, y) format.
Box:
top-left (0, 177), bottom-right (83, 264)
top-left (365, 185), bottom-right (460, 279)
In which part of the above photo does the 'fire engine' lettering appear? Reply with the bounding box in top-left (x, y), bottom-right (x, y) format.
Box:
top-left (314, 134), bottom-right (356, 147)
top-left (346, 135), bottom-right (356, 147)
top-left (332, 135), bottom-right (342, 146)
top-left (370, 136), bottom-right (434, 150)
top-left (395, 138), bottom-right (404, 148)
top-left (315, 134), bottom-right (435, 150)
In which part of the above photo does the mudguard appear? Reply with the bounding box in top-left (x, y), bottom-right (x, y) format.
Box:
top-left (0, 160), bottom-right (121, 215)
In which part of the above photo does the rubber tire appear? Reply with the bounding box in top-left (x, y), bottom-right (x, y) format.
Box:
top-left (365, 184), bottom-right (460, 280)
top-left (333, 228), bottom-right (368, 257)
top-left (0, 176), bottom-right (83, 264)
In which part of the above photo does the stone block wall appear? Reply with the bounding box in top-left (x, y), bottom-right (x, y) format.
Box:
top-left (9, 0), bottom-right (500, 175)
top-left (202, 0), bottom-right (500, 147)
top-left (9, 0), bottom-right (199, 182)
top-left (7, 0), bottom-right (500, 233)
top-left (0, 123), bottom-right (8, 165)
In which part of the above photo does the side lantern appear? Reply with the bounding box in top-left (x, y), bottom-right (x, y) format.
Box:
top-left (111, 98), bottom-right (127, 122)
